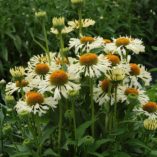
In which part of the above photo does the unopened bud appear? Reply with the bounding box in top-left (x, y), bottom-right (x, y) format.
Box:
top-left (52, 17), bottom-right (65, 32)
top-left (144, 118), bottom-right (157, 131)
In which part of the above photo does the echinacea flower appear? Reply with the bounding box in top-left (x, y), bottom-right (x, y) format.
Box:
top-left (5, 80), bottom-right (30, 95)
top-left (69, 36), bottom-right (104, 54)
top-left (69, 53), bottom-right (111, 78)
top-left (15, 91), bottom-right (57, 116)
top-left (93, 79), bottom-right (112, 106)
top-left (105, 54), bottom-right (120, 65)
top-left (114, 36), bottom-right (145, 54)
top-left (125, 63), bottom-right (152, 88)
top-left (104, 36), bottom-right (145, 55)
top-left (38, 69), bottom-right (80, 100)
top-left (134, 102), bottom-right (157, 119)
top-left (117, 85), bottom-right (149, 104)
top-left (26, 53), bottom-right (59, 79)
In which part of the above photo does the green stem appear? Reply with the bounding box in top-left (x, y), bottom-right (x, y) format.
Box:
top-left (89, 77), bottom-right (95, 137)
top-left (105, 114), bottom-right (108, 133)
top-left (114, 84), bottom-right (118, 128)
top-left (31, 114), bottom-right (42, 157)
top-left (72, 99), bottom-right (77, 140)
top-left (42, 22), bottom-right (51, 64)
top-left (78, 8), bottom-right (83, 37)
top-left (58, 102), bottom-right (63, 156)
top-left (59, 32), bottom-right (65, 67)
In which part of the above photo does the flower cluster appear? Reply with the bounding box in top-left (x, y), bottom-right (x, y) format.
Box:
top-left (4, 8), bottom-right (154, 133)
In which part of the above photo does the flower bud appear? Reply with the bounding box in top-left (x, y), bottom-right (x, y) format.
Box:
top-left (71, 0), bottom-right (84, 8)
top-left (144, 118), bottom-right (157, 131)
top-left (68, 90), bottom-right (79, 97)
top-left (18, 110), bottom-right (30, 118)
top-left (0, 79), bottom-right (6, 86)
top-left (64, 109), bottom-right (73, 120)
top-left (82, 135), bottom-right (94, 146)
top-left (10, 66), bottom-right (25, 81)
top-left (3, 124), bottom-right (12, 135)
top-left (23, 138), bottom-right (32, 146)
top-left (110, 68), bottom-right (125, 82)
top-left (5, 95), bottom-right (16, 106)
top-left (35, 11), bottom-right (47, 18)
top-left (52, 17), bottom-right (65, 32)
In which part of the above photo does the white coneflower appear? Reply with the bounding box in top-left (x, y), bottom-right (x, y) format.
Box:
top-left (38, 69), bottom-right (80, 100)
top-left (15, 91), bottom-right (57, 116)
top-left (114, 36), bottom-right (145, 54)
top-left (104, 43), bottom-right (117, 54)
top-left (69, 53), bottom-right (111, 78)
top-left (68, 19), bottom-right (95, 29)
top-left (134, 102), bottom-right (157, 119)
top-left (5, 80), bottom-right (30, 95)
top-left (117, 85), bottom-right (149, 104)
top-left (69, 36), bottom-right (104, 54)
top-left (105, 54), bottom-right (120, 66)
top-left (94, 79), bottom-right (113, 106)
top-left (26, 53), bottom-right (59, 79)
top-left (10, 66), bottom-right (25, 81)
top-left (125, 63), bottom-right (152, 88)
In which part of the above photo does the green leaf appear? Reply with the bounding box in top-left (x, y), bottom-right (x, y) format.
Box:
top-left (13, 35), bottom-right (22, 52)
top-left (149, 68), bottom-right (157, 72)
top-left (39, 125), bottom-right (56, 145)
top-left (127, 139), bottom-right (151, 151)
top-left (11, 152), bottom-right (32, 157)
top-left (76, 120), bottom-right (93, 139)
top-left (113, 152), bottom-right (131, 157)
top-left (93, 138), bottom-right (114, 151)
top-left (43, 148), bottom-right (58, 157)
top-left (149, 150), bottom-right (157, 157)
top-left (151, 46), bottom-right (157, 51)
top-left (1, 46), bottom-right (8, 61)
top-left (63, 139), bottom-right (76, 150)
top-left (88, 152), bottom-right (104, 157)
